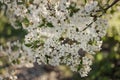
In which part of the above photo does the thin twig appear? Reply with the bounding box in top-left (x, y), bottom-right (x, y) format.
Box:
top-left (82, 0), bottom-right (120, 31)
top-left (104, 0), bottom-right (120, 11)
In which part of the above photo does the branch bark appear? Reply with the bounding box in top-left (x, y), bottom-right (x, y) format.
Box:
top-left (104, 0), bottom-right (120, 11)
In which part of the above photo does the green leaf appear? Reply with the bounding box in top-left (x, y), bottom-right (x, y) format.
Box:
top-left (22, 18), bottom-right (29, 27)
top-left (25, 43), bottom-right (32, 47)
top-left (46, 22), bottom-right (54, 27)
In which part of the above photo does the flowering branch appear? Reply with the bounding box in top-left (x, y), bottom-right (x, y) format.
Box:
top-left (0, 0), bottom-right (111, 78)
top-left (82, 0), bottom-right (120, 31)
top-left (100, 0), bottom-right (120, 12)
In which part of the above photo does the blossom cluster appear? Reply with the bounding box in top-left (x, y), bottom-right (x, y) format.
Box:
top-left (0, 0), bottom-right (108, 77)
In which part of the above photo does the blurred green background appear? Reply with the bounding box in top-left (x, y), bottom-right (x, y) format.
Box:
top-left (0, 0), bottom-right (120, 80)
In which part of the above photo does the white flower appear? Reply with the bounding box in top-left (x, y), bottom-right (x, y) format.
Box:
top-left (0, 0), bottom-right (108, 77)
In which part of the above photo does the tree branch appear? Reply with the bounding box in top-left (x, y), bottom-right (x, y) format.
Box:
top-left (104, 0), bottom-right (120, 11)
top-left (82, 0), bottom-right (120, 31)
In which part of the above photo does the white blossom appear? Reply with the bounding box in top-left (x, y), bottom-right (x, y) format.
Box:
top-left (0, 0), bottom-right (108, 77)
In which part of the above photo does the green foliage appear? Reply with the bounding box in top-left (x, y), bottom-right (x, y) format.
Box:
top-left (25, 39), bottom-right (45, 49)
top-left (38, 18), bottom-right (54, 27)
top-left (67, 2), bottom-right (79, 17)
top-left (0, 15), bottom-right (27, 44)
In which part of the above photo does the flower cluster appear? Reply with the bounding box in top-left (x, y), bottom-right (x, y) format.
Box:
top-left (0, 0), bottom-right (108, 77)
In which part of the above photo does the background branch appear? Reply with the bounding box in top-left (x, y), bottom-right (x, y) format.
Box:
top-left (82, 0), bottom-right (120, 31)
